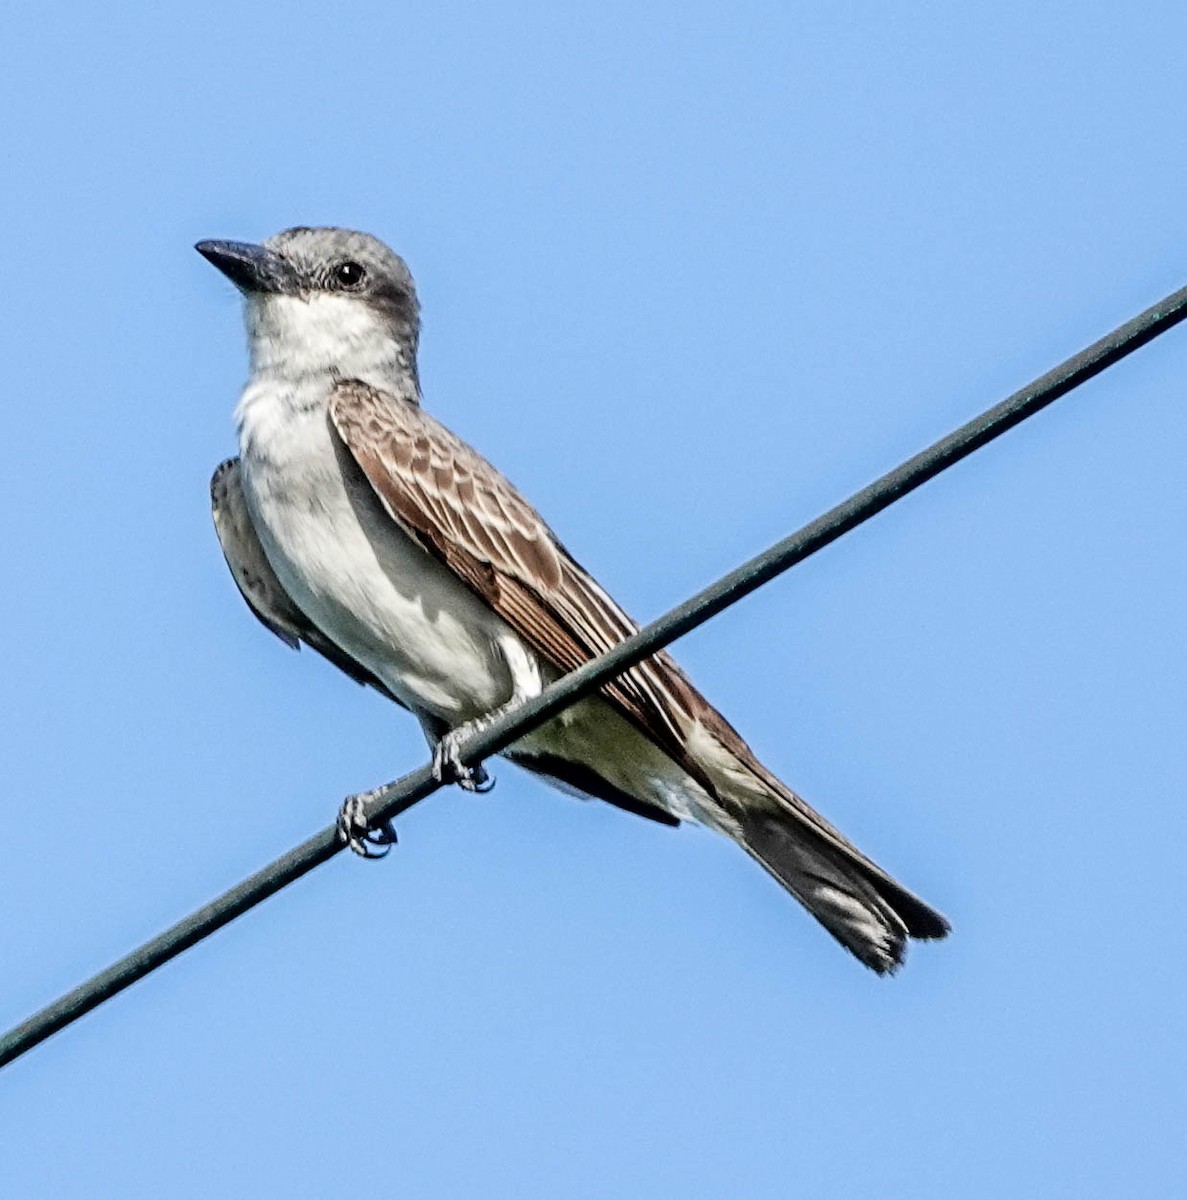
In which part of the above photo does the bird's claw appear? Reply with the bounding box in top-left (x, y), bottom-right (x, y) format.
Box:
top-left (337, 792), bottom-right (398, 859)
top-left (432, 727), bottom-right (496, 793)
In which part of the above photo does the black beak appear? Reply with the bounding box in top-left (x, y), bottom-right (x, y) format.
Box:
top-left (195, 239), bottom-right (297, 294)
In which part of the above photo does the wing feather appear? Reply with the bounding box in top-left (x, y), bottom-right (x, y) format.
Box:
top-left (328, 382), bottom-right (705, 776)
top-left (210, 457), bottom-right (404, 707)
top-left (217, 398), bottom-right (946, 943)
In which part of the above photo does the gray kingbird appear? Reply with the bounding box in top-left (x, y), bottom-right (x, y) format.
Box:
top-left (198, 226), bottom-right (949, 973)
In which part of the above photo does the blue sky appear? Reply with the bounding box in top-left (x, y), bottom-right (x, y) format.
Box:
top-left (2, 2), bottom-right (1185, 1196)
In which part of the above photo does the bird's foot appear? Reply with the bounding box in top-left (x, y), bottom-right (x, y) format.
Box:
top-left (432, 718), bottom-right (499, 794)
top-left (336, 790), bottom-right (398, 859)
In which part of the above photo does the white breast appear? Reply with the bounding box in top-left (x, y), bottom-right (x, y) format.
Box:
top-left (236, 375), bottom-right (520, 721)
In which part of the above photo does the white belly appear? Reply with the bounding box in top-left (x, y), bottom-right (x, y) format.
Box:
top-left (237, 381), bottom-right (520, 721)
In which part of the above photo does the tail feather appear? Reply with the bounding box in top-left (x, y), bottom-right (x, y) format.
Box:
top-left (740, 812), bottom-right (949, 974)
top-left (741, 815), bottom-right (904, 972)
top-left (684, 717), bottom-right (951, 973)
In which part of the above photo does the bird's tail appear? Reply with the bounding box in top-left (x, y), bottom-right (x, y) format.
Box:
top-left (737, 806), bottom-right (949, 973)
top-left (686, 726), bottom-right (949, 973)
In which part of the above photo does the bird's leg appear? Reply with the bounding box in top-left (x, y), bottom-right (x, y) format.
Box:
top-left (339, 642), bottom-right (542, 853)
top-left (431, 713), bottom-right (505, 793)
top-left (337, 789), bottom-right (398, 859)
top-left (417, 712), bottom-right (494, 793)
top-left (428, 637), bottom-right (542, 794)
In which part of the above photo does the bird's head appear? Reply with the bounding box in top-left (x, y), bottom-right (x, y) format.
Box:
top-left (197, 227), bottom-right (421, 385)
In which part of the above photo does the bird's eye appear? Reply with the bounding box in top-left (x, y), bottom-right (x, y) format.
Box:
top-left (333, 261), bottom-right (366, 288)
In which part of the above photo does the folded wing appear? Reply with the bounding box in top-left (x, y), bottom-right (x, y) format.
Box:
top-left (210, 457), bottom-right (404, 706)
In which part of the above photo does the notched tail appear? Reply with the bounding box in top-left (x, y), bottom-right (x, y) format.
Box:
top-left (740, 813), bottom-right (950, 975)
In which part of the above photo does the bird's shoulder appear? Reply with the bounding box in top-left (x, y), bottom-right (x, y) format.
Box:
top-left (328, 379), bottom-right (568, 594)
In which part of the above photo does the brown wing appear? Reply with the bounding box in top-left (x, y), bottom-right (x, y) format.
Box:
top-left (325, 384), bottom-right (953, 938)
top-left (327, 381), bottom-right (723, 784)
top-left (210, 457), bottom-right (404, 707)
top-left (226, 398), bottom-right (946, 947)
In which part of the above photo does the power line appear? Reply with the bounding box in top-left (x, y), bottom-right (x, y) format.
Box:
top-left (4, 280), bottom-right (1187, 1070)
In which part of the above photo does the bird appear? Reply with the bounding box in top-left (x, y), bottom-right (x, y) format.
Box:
top-left (198, 226), bottom-right (949, 974)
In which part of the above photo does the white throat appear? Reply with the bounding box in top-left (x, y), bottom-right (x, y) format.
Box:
top-left (234, 292), bottom-right (416, 460)
top-left (244, 292), bottom-right (411, 385)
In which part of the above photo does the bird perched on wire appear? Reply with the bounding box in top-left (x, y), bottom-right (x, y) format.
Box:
top-left (200, 226), bottom-right (949, 973)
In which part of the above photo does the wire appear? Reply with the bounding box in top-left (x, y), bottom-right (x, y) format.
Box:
top-left (4, 280), bottom-right (1187, 1070)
